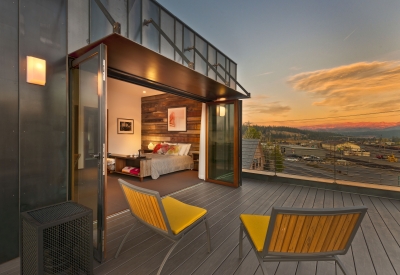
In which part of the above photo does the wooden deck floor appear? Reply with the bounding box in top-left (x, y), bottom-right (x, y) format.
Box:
top-left (2, 178), bottom-right (400, 275)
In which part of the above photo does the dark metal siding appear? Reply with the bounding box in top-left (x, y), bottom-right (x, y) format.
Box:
top-left (0, 0), bottom-right (19, 264)
top-left (19, 0), bottom-right (67, 212)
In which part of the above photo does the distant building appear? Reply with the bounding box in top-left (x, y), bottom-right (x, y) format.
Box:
top-left (322, 142), bottom-right (370, 157)
top-left (242, 139), bottom-right (265, 170)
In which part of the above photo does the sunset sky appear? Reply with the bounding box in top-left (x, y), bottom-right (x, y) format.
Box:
top-left (159, 0), bottom-right (400, 129)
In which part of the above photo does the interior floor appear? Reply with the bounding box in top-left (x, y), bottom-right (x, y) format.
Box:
top-left (106, 170), bottom-right (202, 216)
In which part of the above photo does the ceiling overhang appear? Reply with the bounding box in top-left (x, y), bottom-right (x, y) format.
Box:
top-left (69, 33), bottom-right (249, 102)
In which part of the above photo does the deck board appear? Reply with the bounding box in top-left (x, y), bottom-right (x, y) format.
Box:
top-left (352, 194), bottom-right (395, 275)
top-left (2, 178), bottom-right (400, 275)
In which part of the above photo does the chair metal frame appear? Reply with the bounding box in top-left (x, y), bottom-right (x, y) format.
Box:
top-left (115, 179), bottom-right (211, 275)
top-left (239, 206), bottom-right (367, 275)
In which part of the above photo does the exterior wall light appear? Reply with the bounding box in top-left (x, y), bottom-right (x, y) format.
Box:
top-left (27, 56), bottom-right (46, 86)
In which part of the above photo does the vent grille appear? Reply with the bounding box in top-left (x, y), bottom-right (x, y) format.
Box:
top-left (21, 202), bottom-right (93, 275)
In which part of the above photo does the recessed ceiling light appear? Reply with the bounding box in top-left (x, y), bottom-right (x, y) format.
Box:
top-left (143, 91), bottom-right (146, 93)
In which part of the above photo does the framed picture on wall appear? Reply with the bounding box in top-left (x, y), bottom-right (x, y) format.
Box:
top-left (168, 107), bottom-right (187, 132)
top-left (117, 118), bottom-right (134, 134)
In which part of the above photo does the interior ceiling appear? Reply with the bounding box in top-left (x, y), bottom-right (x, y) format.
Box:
top-left (108, 77), bottom-right (164, 98)
top-left (69, 33), bottom-right (249, 102)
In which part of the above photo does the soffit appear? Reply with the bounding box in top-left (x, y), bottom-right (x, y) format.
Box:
top-left (69, 33), bottom-right (249, 102)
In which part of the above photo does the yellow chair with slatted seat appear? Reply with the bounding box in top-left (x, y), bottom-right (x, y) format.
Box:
top-left (115, 179), bottom-right (211, 275)
top-left (239, 206), bottom-right (367, 275)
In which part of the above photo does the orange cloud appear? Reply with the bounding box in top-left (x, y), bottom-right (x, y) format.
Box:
top-left (244, 95), bottom-right (291, 116)
top-left (288, 61), bottom-right (400, 109)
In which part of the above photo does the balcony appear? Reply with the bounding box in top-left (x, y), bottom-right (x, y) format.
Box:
top-left (1, 178), bottom-right (400, 274)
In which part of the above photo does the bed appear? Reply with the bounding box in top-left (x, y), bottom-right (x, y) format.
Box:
top-left (147, 153), bottom-right (193, 179)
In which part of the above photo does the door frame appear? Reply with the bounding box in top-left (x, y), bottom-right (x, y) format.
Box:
top-left (69, 43), bottom-right (108, 262)
top-left (205, 99), bottom-right (242, 187)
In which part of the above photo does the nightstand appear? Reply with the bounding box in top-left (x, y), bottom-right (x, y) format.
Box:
top-left (191, 151), bottom-right (199, 171)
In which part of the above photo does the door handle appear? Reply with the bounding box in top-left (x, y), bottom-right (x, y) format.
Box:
top-left (93, 154), bottom-right (100, 159)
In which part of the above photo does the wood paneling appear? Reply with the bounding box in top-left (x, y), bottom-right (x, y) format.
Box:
top-left (141, 94), bottom-right (202, 152)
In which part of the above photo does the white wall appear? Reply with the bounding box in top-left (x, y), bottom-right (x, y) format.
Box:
top-left (107, 78), bottom-right (142, 155)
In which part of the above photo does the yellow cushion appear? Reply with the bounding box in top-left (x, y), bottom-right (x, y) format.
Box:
top-left (240, 214), bottom-right (270, 252)
top-left (162, 197), bottom-right (207, 235)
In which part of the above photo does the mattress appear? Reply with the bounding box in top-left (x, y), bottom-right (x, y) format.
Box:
top-left (148, 153), bottom-right (193, 179)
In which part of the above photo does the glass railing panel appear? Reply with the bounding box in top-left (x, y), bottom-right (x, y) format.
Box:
top-left (230, 61), bottom-right (237, 89)
top-left (160, 9), bottom-right (174, 60)
top-left (142, 0), bottom-right (160, 52)
top-left (175, 21), bottom-right (183, 64)
top-left (243, 125), bottom-right (400, 188)
top-left (195, 35), bottom-right (207, 75)
top-left (208, 45), bottom-right (217, 80)
top-left (183, 27), bottom-right (194, 66)
top-left (128, 0), bottom-right (141, 43)
top-left (216, 51), bottom-right (226, 84)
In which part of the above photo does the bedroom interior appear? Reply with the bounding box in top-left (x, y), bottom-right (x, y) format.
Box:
top-left (105, 77), bottom-right (204, 215)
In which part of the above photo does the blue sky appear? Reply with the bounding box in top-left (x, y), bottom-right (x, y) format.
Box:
top-left (158, 0), bottom-right (400, 129)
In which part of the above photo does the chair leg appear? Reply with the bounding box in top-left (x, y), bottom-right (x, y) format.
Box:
top-left (256, 254), bottom-right (268, 275)
top-left (335, 256), bottom-right (349, 275)
top-left (239, 223), bottom-right (244, 258)
top-left (204, 217), bottom-right (211, 253)
top-left (115, 225), bottom-right (135, 258)
top-left (157, 240), bottom-right (180, 275)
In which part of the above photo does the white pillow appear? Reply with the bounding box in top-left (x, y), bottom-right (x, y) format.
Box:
top-left (178, 144), bottom-right (187, 156)
top-left (184, 144), bottom-right (191, 155)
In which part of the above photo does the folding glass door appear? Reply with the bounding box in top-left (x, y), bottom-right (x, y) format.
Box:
top-left (69, 44), bottom-right (107, 262)
top-left (206, 100), bottom-right (242, 187)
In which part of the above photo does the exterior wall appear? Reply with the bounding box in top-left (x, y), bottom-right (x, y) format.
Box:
top-left (19, 0), bottom-right (67, 212)
top-left (0, 0), bottom-right (67, 264)
top-left (141, 94), bottom-right (201, 152)
top-left (0, 0), bottom-right (19, 264)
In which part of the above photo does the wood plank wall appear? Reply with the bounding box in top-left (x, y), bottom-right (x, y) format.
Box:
top-left (141, 94), bottom-right (202, 152)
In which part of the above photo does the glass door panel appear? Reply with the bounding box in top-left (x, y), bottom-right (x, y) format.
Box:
top-left (206, 100), bottom-right (241, 187)
top-left (70, 44), bottom-right (107, 262)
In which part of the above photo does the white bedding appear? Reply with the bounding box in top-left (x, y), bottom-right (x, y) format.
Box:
top-left (147, 153), bottom-right (193, 179)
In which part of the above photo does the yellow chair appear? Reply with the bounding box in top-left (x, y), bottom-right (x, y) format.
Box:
top-left (115, 179), bottom-right (211, 275)
top-left (239, 206), bottom-right (367, 275)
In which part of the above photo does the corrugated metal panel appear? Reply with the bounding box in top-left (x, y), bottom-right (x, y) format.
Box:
top-left (19, 0), bottom-right (68, 212)
top-left (0, 0), bottom-right (19, 264)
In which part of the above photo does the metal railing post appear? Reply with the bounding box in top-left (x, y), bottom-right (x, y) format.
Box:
top-left (274, 143), bottom-right (277, 176)
top-left (333, 144), bottom-right (337, 183)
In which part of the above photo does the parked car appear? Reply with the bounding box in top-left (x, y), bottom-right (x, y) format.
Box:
top-left (304, 155), bottom-right (321, 161)
top-left (285, 157), bottom-right (299, 162)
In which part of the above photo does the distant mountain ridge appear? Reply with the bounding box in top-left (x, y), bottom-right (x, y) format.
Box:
top-left (242, 125), bottom-right (343, 141)
top-left (243, 124), bottom-right (400, 140)
top-left (301, 125), bottom-right (400, 138)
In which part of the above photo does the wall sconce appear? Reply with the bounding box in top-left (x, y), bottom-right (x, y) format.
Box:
top-left (27, 56), bottom-right (46, 86)
top-left (148, 142), bottom-right (155, 150)
top-left (216, 105), bottom-right (226, 117)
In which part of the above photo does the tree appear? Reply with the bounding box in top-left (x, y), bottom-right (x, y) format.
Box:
top-left (273, 144), bottom-right (285, 173)
top-left (243, 125), bottom-right (262, 139)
